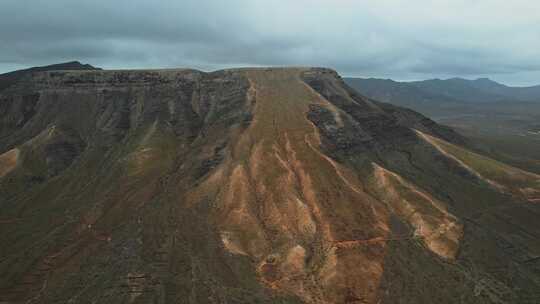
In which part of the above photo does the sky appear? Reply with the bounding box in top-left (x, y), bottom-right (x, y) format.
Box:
top-left (1, 0), bottom-right (540, 85)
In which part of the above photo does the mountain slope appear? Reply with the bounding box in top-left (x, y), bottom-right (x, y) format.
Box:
top-left (343, 77), bottom-right (540, 176)
top-left (1, 67), bottom-right (539, 303)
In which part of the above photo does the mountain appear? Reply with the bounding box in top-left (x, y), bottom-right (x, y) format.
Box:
top-left (345, 77), bottom-right (540, 105)
top-left (466, 78), bottom-right (540, 102)
top-left (343, 78), bottom-right (460, 107)
top-left (0, 61), bottom-right (100, 92)
top-left (1, 66), bottom-right (540, 303)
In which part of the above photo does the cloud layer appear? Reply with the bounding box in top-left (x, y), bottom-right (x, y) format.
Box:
top-left (1, 0), bottom-right (539, 85)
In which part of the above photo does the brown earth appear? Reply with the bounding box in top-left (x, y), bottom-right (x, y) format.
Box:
top-left (0, 148), bottom-right (19, 178)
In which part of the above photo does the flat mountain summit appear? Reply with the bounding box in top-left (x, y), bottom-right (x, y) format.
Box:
top-left (1, 65), bottom-right (540, 303)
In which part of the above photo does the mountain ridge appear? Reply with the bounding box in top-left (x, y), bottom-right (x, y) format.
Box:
top-left (345, 76), bottom-right (540, 104)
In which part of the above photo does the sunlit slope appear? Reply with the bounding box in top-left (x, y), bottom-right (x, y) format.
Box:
top-left (188, 69), bottom-right (392, 303)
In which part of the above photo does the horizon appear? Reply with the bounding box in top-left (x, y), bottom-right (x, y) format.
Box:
top-left (1, 0), bottom-right (539, 86)
top-left (2, 60), bottom-right (539, 88)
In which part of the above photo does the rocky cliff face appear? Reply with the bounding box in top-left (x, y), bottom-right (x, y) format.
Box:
top-left (1, 66), bottom-right (539, 303)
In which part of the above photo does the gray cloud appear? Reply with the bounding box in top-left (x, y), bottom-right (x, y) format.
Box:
top-left (1, 0), bottom-right (539, 85)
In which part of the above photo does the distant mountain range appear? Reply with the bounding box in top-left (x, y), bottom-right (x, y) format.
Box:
top-left (344, 77), bottom-right (540, 105)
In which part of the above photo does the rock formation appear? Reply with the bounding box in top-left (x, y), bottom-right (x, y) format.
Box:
top-left (1, 65), bottom-right (539, 303)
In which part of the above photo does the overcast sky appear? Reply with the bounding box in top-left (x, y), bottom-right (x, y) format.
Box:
top-left (1, 0), bottom-right (539, 85)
